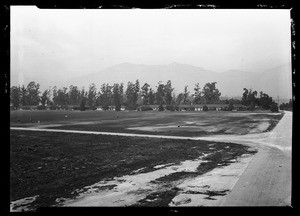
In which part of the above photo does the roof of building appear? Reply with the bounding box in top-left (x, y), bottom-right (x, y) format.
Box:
top-left (145, 104), bottom-right (247, 108)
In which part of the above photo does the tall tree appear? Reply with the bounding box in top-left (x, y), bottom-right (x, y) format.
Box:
top-left (40, 89), bottom-right (51, 106)
top-left (141, 83), bottom-right (150, 105)
top-left (149, 88), bottom-right (155, 105)
top-left (119, 83), bottom-right (124, 106)
top-left (183, 85), bottom-right (190, 105)
top-left (202, 82), bottom-right (221, 104)
top-left (164, 80), bottom-right (174, 105)
top-left (69, 85), bottom-right (80, 105)
top-left (155, 81), bottom-right (165, 105)
top-left (176, 93), bottom-right (184, 105)
top-left (125, 80), bottom-right (140, 109)
top-left (242, 88), bottom-right (257, 106)
top-left (87, 83), bottom-right (97, 107)
top-left (242, 88), bottom-right (249, 106)
top-left (95, 91), bottom-right (101, 107)
top-left (10, 86), bottom-right (21, 109)
top-left (26, 81), bottom-right (40, 105)
top-left (100, 84), bottom-right (112, 110)
top-left (79, 87), bottom-right (87, 110)
top-left (52, 86), bottom-right (58, 105)
top-left (56, 87), bottom-right (69, 105)
top-left (171, 92), bottom-right (176, 105)
top-left (112, 83), bottom-right (122, 111)
top-left (80, 87), bottom-right (87, 102)
top-left (20, 85), bottom-right (28, 106)
top-left (249, 90), bottom-right (257, 105)
top-left (259, 91), bottom-right (273, 109)
top-left (193, 83), bottom-right (203, 104)
top-left (134, 79), bottom-right (140, 105)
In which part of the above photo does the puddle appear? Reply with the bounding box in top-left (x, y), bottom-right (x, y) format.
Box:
top-left (57, 156), bottom-right (210, 207)
top-left (169, 154), bottom-right (253, 206)
top-left (10, 195), bottom-right (39, 212)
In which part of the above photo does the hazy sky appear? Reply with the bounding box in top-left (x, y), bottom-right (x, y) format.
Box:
top-left (11, 6), bottom-right (291, 86)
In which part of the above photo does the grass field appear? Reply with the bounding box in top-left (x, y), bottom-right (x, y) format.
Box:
top-left (10, 110), bottom-right (283, 210)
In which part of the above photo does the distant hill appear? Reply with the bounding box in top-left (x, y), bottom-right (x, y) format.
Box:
top-left (12, 62), bottom-right (292, 100)
top-left (65, 62), bottom-right (292, 100)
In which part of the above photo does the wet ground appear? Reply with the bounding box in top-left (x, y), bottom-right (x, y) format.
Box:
top-left (10, 110), bottom-right (290, 210)
top-left (10, 130), bottom-right (255, 211)
top-left (11, 110), bottom-right (283, 137)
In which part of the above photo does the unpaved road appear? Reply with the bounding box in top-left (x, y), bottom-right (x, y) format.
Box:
top-left (199, 111), bottom-right (292, 206)
top-left (10, 111), bottom-right (292, 207)
top-left (221, 111), bottom-right (292, 206)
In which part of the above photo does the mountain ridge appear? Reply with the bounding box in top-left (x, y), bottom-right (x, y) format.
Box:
top-left (12, 62), bottom-right (293, 100)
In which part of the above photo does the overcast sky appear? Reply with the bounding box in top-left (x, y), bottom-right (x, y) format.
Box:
top-left (11, 6), bottom-right (291, 86)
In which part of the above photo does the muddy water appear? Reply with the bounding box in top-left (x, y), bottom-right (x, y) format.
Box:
top-left (57, 155), bottom-right (212, 207)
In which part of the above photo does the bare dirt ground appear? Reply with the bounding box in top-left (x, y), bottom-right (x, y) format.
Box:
top-left (69, 110), bottom-right (291, 207)
top-left (10, 111), bottom-right (292, 208)
top-left (197, 111), bottom-right (292, 206)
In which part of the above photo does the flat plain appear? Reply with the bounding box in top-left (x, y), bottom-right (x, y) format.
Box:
top-left (10, 110), bottom-right (285, 210)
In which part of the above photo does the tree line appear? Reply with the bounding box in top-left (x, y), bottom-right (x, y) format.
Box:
top-left (279, 99), bottom-right (293, 111)
top-left (10, 80), bottom-right (284, 111)
top-left (241, 88), bottom-right (282, 112)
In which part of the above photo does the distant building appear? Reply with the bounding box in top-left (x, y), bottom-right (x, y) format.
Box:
top-left (136, 104), bottom-right (247, 111)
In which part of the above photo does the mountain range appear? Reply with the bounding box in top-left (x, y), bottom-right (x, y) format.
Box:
top-left (12, 62), bottom-right (293, 100)
top-left (66, 62), bottom-right (293, 100)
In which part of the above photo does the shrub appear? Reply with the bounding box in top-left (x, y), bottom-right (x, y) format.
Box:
top-left (165, 105), bottom-right (176, 111)
top-left (203, 105), bottom-right (208, 111)
top-left (61, 105), bottom-right (69, 110)
top-left (20, 106), bottom-right (32, 110)
top-left (126, 104), bottom-right (138, 110)
top-left (249, 102), bottom-right (255, 111)
top-left (228, 102), bottom-right (234, 111)
top-left (37, 105), bottom-right (47, 110)
top-left (49, 105), bottom-right (58, 110)
top-left (270, 103), bottom-right (279, 112)
top-left (158, 104), bottom-right (164, 111)
top-left (80, 101), bottom-right (86, 111)
top-left (115, 104), bottom-right (121, 111)
top-left (140, 105), bottom-right (153, 111)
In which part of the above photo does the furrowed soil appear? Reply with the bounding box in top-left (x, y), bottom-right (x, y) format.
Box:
top-left (10, 130), bottom-right (256, 210)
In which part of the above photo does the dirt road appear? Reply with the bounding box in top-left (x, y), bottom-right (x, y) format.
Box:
top-left (220, 111), bottom-right (292, 206)
top-left (10, 111), bottom-right (292, 207)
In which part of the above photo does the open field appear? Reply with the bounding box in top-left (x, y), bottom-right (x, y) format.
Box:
top-left (10, 130), bottom-right (256, 210)
top-left (10, 110), bottom-right (290, 210)
top-left (10, 110), bottom-right (284, 137)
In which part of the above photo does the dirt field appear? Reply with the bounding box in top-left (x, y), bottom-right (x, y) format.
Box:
top-left (10, 110), bottom-right (283, 137)
top-left (10, 110), bottom-right (289, 210)
top-left (10, 130), bottom-right (255, 211)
